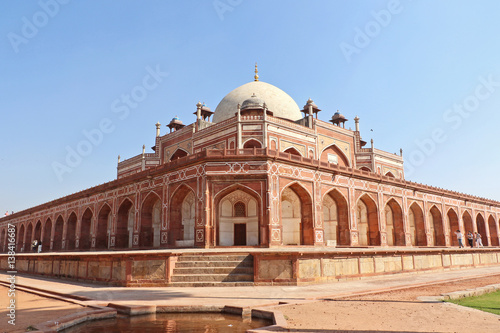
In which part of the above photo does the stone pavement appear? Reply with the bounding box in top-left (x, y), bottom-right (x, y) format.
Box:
top-left (2, 265), bottom-right (500, 309)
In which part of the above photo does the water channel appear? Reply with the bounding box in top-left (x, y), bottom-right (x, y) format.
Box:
top-left (61, 312), bottom-right (272, 332)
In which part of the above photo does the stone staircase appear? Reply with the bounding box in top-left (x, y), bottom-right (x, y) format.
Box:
top-left (170, 254), bottom-right (254, 287)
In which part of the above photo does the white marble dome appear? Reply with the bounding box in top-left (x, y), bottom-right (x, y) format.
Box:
top-left (213, 81), bottom-right (302, 123)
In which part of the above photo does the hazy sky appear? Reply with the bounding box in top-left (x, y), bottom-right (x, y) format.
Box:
top-left (1, 0), bottom-right (500, 214)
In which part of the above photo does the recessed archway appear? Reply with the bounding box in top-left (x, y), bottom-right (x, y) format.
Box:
top-left (476, 213), bottom-right (488, 246)
top-left (170, 148), bottom-right (188, 161)
top-left (488, 215), bottom-right (499, 246)
top-left (218, 190), bottom-right (259, 246)
top-left (463, 211), bottom-right (473, 234)
top-left (384, 199), bottom-right (404, 246)
top-left (25, 223), bottom-right (33, 252)
top-left (281, 183), bottom-right (314, 245)
top-left (320, 145), bottom-right (349, 167)
top-left (140, 192), bottom-right (162, 248)
top-left (66, 212), bottom-right (77, 251)
top-left (0, 228), bottom-right (5, 252)
top-left (284, 147), bottom-right (302, 156)
top-left (42, 218), bottom-right (52, 252)
top-left (17, 224), bottom-right (25, 252)
top-left (447, 209), bottom-right (460, 247)
top-left (96, 204), bottom-right (112, 250)
top-left (169, 185), bottom-right (196, 247)
top-left (80, 208), bottom-right (92, 250)
top-left (243, 139), bottom-right (262, 149)
top-left (356, 194), bottom-right (380, 246)
top-left (116, 199), bottom-right (134, 249)
top-left (34, 220), bottom-right (42, 243)
top-left (408, 203), bottom-right (426, 246)
top-left (53, 215), bottom-right (64, 251)
top-left (429, 206), bottom-right (445, 246)
top-left (323, 189), bottom-right (349, 246)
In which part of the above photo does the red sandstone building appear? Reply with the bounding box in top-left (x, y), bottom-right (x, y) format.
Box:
top-left (1, 69), bottom-right (500, 253)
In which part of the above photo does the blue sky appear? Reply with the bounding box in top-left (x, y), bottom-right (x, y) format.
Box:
top-left (1, 0), bottom-right (500, 214)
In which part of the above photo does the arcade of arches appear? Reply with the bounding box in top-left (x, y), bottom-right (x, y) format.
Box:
top-left (2, 177), bottom-right (500, 253)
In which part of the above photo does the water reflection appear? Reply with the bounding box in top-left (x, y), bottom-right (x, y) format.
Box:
top-left (62, 312), bottom-right (271, 333)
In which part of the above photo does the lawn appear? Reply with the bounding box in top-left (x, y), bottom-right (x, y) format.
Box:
top-left (447, 290), bottom-right (500, 316)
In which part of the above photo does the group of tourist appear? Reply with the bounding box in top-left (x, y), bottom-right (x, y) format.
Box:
top-left (454, 230), bottom-right (483, 248)
top-left (31, 239), bottom-right (43, 253)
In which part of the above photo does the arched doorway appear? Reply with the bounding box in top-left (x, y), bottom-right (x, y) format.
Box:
top-left (79, 208), bottom-right (92, 250)
top-left (488, 216), bottom-right (499, 246)
top-left (409, 203), bottom-right (426, 246)
top-left (66, 212), bottom-right (77, 250)
top-left (169, 185), bottom-right (196, 247)
top-left (323, 189), bottom-right (349, 246)
top-left (384, 199), bottom-right (404, 246)
top-left (429, 206), bottom-right (444, 246)
top-left (53, 216), bottom-right (64, 251)
top-left (447, 209), bottom-right (460, 247)
top-left (96, 204), bottom-right (112, 250)
top-left (17, 224), bottom-right (25, 252)
top-left (476, 213), bottom-right (488, 246)
top-left (116, 199), bottom-right (134, 249)
top-left (356, 194), bottom-right (380, 246)
top-left (281, 184), bottom-right (313, 245)
top-left (140, 193), bottom-right (162, 248)
top-left (34, 221), bottom-right (42, 243)
top-left (217, 190), bottom-right (259, 246)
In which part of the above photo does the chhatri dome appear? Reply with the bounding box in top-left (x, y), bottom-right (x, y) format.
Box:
top-left (213, 64), bottom-right (302, 123)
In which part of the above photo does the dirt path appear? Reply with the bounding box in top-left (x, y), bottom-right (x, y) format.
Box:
top-left (278, 275), bottom-right (500, 332)
top-left (0, 286), bottom-right (86, 333)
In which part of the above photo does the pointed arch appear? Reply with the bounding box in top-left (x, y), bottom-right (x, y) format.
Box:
top-left (96, 203), bottom-right (112, 250)
top-left (281, 182), bottom-right (314, 245)
top-left (323, 189), bottom-right (349, 245)
top-left (243, 139), bottom-right (262, 149)
top-left (34, 220), bottom-right (42, 243)
top-left (463, 211), bottom-right (473, 233)
top-left (42, 218), bottom-right (52, 251)
top-left (320, 144), bottom-right (350, 167)
top-left (408, 202), bottom-right (426, 246)
top-left (25, 222), bottom-right (33, 252)
top-left (356, 194), bottom-right (380, 246)
top-left (66, 212), bottom-right (77, 251)
top-left (284, 147), bottom-right (302, 156)
top-left (385, 172), bottom-right (395, 178)
top-left (428, 205), bottom-right (444, 246)
top-left (53, 215), bottom-right (64, 251)
top-left (169, 184), bottom-right (197, 246)
top-left (17, 224), bottom-right (25, 252)
top-left (170, 148), bottom-right (188, 161)
top-left (476, 213), bottom-right (488, 246)
top-left (116, 198), bottom-right (134, 249)
top-left (447, 208), bottom-right (460, 247)
top-left (80, 208), bottom-right (92, 250)
top-left (384, 198), bottom-right (404, 246)
top-left (0, 228), bottom-right (5, 252)
top-left (488, 215), bottom-right (499, 246)
top-left (140, 191), bottom-right (162, 248)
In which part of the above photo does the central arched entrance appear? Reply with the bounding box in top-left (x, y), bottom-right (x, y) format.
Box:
top-left (218, 189), bottom-right (259, 246)
top-left (169, 185), bottom-right (196, 247)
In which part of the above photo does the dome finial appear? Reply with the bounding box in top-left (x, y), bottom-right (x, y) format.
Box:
top-left (254, 62), bottom-right (259, 82)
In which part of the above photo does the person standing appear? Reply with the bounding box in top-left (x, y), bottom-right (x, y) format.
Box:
top-left (475, 232), bottom-right (483, 247)
top-left (467, 232), bottom-right (474, 248)
top-left (32, 239), bottom-right (38, 253)
top-left (37, 240), bottom-right (43, 253)
top-left (454, 230), bottom-right (464, 248)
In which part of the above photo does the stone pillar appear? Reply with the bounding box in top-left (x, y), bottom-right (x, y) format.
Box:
top-left (348, 182), bottom-right (359, 246)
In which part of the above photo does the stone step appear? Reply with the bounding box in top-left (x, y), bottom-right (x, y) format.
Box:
top-left (169, 281), bottom-right (255, 287)
top-left (173, 267), bottom-right (254, 275)
top-left (176, 255), bottom-right (252, 262)
top-left (171, 273), bottom-right (254, 283)
top-left (174, 260), bottom-right (253, 268)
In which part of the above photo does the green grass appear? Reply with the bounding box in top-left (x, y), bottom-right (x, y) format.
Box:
top-left (447, 290), bottom-right (500, 316)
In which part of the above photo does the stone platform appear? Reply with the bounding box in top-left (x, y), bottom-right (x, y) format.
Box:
top-left (1, 246), bottom-right (500, 287)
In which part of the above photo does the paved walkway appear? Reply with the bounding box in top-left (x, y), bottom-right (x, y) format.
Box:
top-left (3, 265), bottom-right (500, 309)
